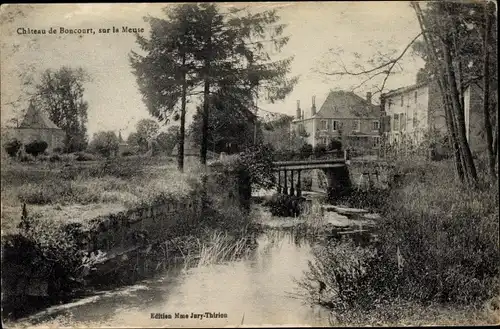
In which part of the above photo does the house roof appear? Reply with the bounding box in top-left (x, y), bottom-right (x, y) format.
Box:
top-left (315, 90), bottom-right (379, 119)
top-left (19, 102), bottom-right (62, 129)
top-left (382, 81), bottom-right (429, 98)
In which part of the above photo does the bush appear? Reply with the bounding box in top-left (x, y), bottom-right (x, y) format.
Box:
top-left (19, 153), bottom-right (35, 162)
top-left (263, 194), bottom-right (305, 217)
top-left (313, 143), bottom-right (327, 158)
top-left (25, 140), bottom-right (48, 157)
top-left (49, 154), bottom-right (61, 162)
top-left (300, 160), bottom-right (499, 324)
top-left (299, 143), bottom-right (313, 159)
top-left (52, 147), bottom-right (63, 154)
top-left (74, 152), bottom-right (97, 161)
top-left (328, 138), bottom-right (342, 151)
top-left (88, 131), bottom-right (119, 157)
top-left (4, 139), bottom-right (22, 157)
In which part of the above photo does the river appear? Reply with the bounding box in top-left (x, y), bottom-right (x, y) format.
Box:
top-left (13, 228), bottom-right (333, 328)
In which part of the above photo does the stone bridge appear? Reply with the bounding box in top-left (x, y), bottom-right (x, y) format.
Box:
top-left (272, 150), bottom-right (393, 200)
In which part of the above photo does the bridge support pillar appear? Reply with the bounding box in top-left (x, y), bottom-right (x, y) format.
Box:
top-left (277, 170), bottom-right (281, 193)
top-left (323, 166), bottom-right (352, 203)
top-left (290, 170), bottom-right (295, 196)
top-left (283, 170), bottom-right (288, 195)
top-left (296, 170), bottom-right (302, 197)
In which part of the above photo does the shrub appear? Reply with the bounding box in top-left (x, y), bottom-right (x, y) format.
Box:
top-left (19, 153), bottom-right (35, 162)
top-left (88, 131), bottom-right (119, 157)
top-left (300, 160), bottom-right (500, 325)
top-left (75, 152), bottom-right (97, 161)
top-left (4, 139), bottom-right (22, 157)
top-left (328, 138), bottom-right (342, 151)
top-left (25, 140), bottom-right (48, 157)
top-left (49, 154), bottom-right (61, 162)
top-left (313, 143), bottom-right (327, 158)
top-left (263, 194), bottom-right (305, 217)
top-left (299, 143), bottom-right (313, 159)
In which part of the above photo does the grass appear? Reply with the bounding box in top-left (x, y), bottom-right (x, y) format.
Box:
top-left (1, 156), bottom-right (200, 234)
top-left (299, 158), bottom-right (500, 325)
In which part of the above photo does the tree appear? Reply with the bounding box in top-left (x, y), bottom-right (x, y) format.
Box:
top-left (189, 86), bottom-right (257, 154)
top-left (154, 126), bottom-right (179, 155)
top-left (182, 4), bottom-right (298, 164)
top-left (33, 67), bottom-right (90, 153)
top-left (89, 131), bottom-right (119, 158)
top-left (127, 132), bottom-right (140, 149)
top-left (135, 118), bottom-right (160, 153)
top-left (130, 4), bottom-right (202, 172)
top-left (410, 1), bottom-right (497, 185)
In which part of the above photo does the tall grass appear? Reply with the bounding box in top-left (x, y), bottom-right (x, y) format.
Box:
top-left (299, 159), bottom-right (499, 325)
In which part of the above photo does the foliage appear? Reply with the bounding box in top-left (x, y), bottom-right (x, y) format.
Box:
top-left (33, 67), bottom-right (90, 153)
top-left (328, 138), bottom-right (342, 151)
top-left (313, 143), bottom-right (327, 158)
top-left (74, 151), bottom-right (97, 162)
top-left (263, 194), bottom-right (305, 217)
top-left (238, 144), bottom-right (276, 190)
top-left (189, 93), bottom-right (257, 154)
top-left (154, 126), bottom-right (178, 155)
top-left (24, 140), bottom-right (48, 157)
top-left (135, 118), bottom-right (160, 153)
top-left (4, 139), bottom-right (22, 157)
top-left (88, 131), bottom-right (119, 158)
top-left (299, 143), bottom-right (313, 158)
top-left (300, 160), bottom-right (499, 325)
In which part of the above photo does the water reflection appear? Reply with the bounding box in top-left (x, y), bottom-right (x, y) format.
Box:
top-left (18, 229), bottom-right (331, 328)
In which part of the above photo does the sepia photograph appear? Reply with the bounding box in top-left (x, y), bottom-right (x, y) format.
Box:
top-left (1, 1), bottom-right (499, 327)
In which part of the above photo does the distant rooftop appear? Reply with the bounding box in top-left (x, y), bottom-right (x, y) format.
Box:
top-left (19, 102), bottom-right (62, 130)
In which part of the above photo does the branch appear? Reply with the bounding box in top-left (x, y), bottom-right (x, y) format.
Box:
top-left (317, 32), bottom-right (423, 94)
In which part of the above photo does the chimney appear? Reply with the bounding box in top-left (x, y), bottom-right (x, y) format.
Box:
top-left (311, 95), bottom-right (316, 116)
top-left (296, 100), bottom-right (301, 119)
top-left (366, 92), bottom-right (372, 104)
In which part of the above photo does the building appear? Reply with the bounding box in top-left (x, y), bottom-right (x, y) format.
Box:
top-left (380, 80), bottom-right (485, 153)
top-left (291, 91), bottom-right (381, 150)
top-left (2, 101), bottom-right (66, 152)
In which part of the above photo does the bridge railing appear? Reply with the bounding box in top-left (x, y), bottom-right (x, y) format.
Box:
top-left (272, 149), bottom-right (346, 162)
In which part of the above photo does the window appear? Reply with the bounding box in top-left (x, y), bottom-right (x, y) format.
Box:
top-left (393, 114), bottom-right (399, 131)
top-left (372, 136), bottom-right (381, 148)
top-left (332, 120), bottom-right (339, 131)
top-left (320, 120), bottom-right (327, 131)
top-left (372, 120), bottom-right (380, 131)
top-left (400, 113), bottom-right (406, 131)
top-left (400, 95), bottom-right (404, 106)
top-left (352, 120), bottom-right (360, 132)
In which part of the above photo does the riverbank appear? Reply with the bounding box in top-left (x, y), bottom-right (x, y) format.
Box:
top-left (299, 159), bottom-right (500, 325)
top-left (1, 156), bottom-right (259, 321)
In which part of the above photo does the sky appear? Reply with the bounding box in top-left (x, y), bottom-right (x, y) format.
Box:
top-left (0, 2), bottom-right (424, 139)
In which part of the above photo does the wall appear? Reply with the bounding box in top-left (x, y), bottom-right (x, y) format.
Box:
top-left (312, 117), bottom-right (380, 150)
top-left (464, 83), bottom-right (487, 154)
top-left (384, 84), bottom-right (430, 145)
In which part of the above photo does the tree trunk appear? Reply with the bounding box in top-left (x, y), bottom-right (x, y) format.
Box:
top-left (201, 67), bottom-right (210, 166)
top-left (482, 2), bottom-right (495, 178)
top-left (200, 20), bottom-right (212, 166)
top-left (412, 2), bottom-right (466, 183)
top-left (177, 54), bottom-right (187, 172)
top-left (442, 40), bottom-right (478, 185)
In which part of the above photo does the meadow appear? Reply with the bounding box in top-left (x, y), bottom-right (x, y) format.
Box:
top-left (0, 155), bottom-right (203, 234)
